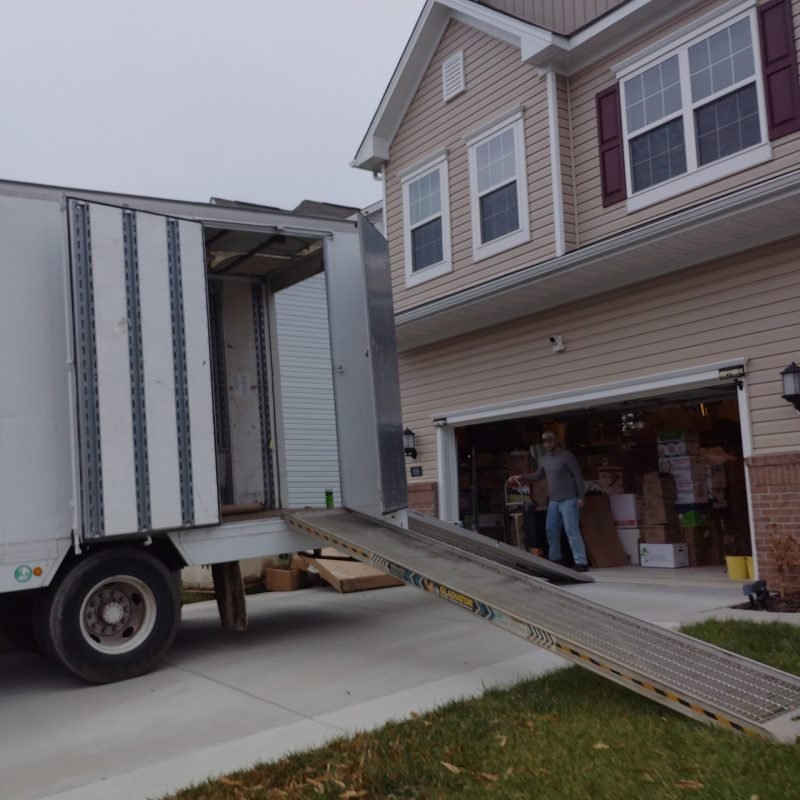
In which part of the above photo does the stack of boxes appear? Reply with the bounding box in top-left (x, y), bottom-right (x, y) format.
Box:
top-left (638, 472), bottom-right (689, 567)
top-left (657, 431), bottom-right (710, 527)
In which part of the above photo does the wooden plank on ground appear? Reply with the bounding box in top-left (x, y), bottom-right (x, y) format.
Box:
top-left (297, 548), bottom-right (404, 593)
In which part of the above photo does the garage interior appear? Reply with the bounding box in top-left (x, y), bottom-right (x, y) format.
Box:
top-left (455, 382), bottom-right (751, 572)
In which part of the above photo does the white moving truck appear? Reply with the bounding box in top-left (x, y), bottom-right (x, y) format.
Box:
top-left (0, 180), bottom-right (406, 683)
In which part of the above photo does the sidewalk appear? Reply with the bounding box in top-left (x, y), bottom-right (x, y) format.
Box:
top-left (0, 579), bottom-right (747, 800)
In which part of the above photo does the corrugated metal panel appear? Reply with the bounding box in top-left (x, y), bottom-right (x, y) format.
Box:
top-left (397, 237), bottom-right (800, 479)
top-left (571, 0), bottom-right (800, 246)
top-left (386, 20), bottom-right (553, 313)
top-left (476, 0), bottom-right (627, 34)
top-left (274, 273), bottom-right (341, 508)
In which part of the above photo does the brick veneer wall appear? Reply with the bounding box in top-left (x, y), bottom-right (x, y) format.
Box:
top-left (407, 481), bottom-right (439, 517)
top-left (746, 453), bottom-right (800, 592)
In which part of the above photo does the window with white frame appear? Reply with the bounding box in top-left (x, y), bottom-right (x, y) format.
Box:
top-left (620, 6), bottom-right (769, 209)
top-left (401, 153), bottom-right (452, 287)
top-left (466, 111), bottom-right (530, 260)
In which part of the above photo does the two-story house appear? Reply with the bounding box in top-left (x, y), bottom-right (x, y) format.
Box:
top-left (354, 0), bottom-right (800, 585)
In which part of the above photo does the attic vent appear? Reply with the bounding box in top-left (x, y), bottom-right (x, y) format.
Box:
top-left (442, 51), bottom-right (465, 102)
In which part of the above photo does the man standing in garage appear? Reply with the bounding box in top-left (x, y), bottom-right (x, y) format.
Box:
top-left (508, 432), bottom-right (589, 572)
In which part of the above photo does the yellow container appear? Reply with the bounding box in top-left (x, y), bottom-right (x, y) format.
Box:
top-left (745, 556), bottom-right (754, 580)
top-left (726, 555), bottom-right (748, 581)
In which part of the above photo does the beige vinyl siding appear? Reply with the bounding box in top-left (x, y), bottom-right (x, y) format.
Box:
top-left (399, 238), bottom-right (800, 480)
top-left (478, 0), bottom-right (627, 34)
top-left (386, 20), bottom-right (554, 314)
top-left (571, 0), bottom-right (800, 247)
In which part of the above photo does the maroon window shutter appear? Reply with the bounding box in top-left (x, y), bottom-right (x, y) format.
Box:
top-left (759, 0), bottom-right (800, 140)
top-left (596, 84), bottom-right (627, 207)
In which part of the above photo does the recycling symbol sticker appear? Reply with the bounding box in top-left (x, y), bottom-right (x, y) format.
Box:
top-left (14, 565), bottom-right (33, 583)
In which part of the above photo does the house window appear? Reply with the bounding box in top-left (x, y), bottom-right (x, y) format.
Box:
top-left (466, 110), bottom-right (530, 261)
top-left (619, 6), bottom-right (770, 210)
top-left (401, 153), bottom-right (452, 288)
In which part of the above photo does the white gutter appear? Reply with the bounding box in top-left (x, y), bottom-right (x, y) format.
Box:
top-left (545, 70), bottom-right (565, 257)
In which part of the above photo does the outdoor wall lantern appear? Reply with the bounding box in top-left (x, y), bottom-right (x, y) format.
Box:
top-left (403, 428), bottom-right (418, 460)
top-left (781, 362), bottom-right (800, 412)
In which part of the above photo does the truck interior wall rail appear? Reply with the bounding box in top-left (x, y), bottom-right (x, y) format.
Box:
top-left (283, 508), bottom-right (800, 744)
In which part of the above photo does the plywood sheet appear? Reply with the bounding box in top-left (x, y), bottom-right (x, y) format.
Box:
top-left (298, 548), bottom-right (404, 593)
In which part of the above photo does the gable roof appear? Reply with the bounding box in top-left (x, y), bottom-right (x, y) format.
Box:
top-left (352, 0), bottom-right (698, 172)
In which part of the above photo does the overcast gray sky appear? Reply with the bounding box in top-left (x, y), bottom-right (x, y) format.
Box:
top-left (0, 0), bottom-right (425, 210)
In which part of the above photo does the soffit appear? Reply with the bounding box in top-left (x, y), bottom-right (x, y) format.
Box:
top-left (395, 170), bottom-right (800, 352)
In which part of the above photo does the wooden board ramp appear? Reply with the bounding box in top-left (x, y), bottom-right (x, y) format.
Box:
top-left (297, 548), bottom-right (404, 593)
top-left (283, 508), bottom-right (800, 744)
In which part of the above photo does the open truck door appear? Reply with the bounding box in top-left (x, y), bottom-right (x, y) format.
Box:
top-left (66, 199), bottom-right (219, 539)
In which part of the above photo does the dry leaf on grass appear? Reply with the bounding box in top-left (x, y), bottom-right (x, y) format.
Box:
top-left (218, 777), bottom-right (243, 787)
top-left (592, 742), bottom-right (610, 750)
top-left (526, 720), bottom-right (535, 729)
top-left (676, 779), bottom-right (705, 790)
top-left (642, 773), bottom-right (655, 783)
top-left (440, 761), bottom-right (463, 774)
top-left (504, 767), bottom-right (514, 778)
top-left (495, 734), bottom-right (508, 747)
top-left (340, 792), bottom-right (368, 799)
top-left (479, 773), bottom-right (500, 782)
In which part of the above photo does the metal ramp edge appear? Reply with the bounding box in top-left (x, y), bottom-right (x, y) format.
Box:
top-left (406, 511), bottom-right (593, 583)
top-left (283, 508), bottom-right (800, 744)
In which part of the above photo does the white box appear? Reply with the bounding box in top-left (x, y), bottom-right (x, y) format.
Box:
top-left (664, 455), bottom-right (706, 482)
top-left (639, 542), bottom-right (689, 568)
top-left (657, 440), bottom-right (700, 457)
top-left (617, 528), bottom-right (641, 565)
top-left (609, 494), bottom-right (640, 528)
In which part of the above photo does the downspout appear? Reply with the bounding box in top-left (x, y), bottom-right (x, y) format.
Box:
top-left (545, 70), bottom-right (566, 257)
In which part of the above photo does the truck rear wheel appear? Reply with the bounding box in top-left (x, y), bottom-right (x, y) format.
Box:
top-left (34, 548), bottom-right (181, 683)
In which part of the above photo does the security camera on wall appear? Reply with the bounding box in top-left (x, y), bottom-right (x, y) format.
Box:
top-left (549, 335), bottom-right (565, 353)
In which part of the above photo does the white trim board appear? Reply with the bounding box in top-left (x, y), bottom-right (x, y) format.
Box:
top-left (434, 359), bottom-right (748, 426)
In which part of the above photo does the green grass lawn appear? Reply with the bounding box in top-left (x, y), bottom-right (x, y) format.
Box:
top-left (162, 620), bottom-right (800, 800)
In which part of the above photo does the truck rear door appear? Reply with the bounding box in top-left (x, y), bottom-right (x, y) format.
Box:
top-left (66, 199), bottom-right (219, 538)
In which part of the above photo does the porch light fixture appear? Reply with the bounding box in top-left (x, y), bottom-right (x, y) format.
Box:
top-left (781, 362), bottom-right (800, 412)
top-left (403, 428), bottom-right (418, 460)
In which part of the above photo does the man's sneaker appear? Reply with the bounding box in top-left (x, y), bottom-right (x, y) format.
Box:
top-left (574, 564), bottom-right (589, 573)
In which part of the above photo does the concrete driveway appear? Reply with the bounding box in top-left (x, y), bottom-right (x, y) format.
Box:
top-left (0, 578), bottom-right (745, 800)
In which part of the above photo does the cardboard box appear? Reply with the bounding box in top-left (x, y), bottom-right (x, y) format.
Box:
top-left (641, 524), bottom-right (682, 544)
top-left (597, 467), bottom-right (625, 495)
top-left (657, 430), bottom-right (699, 443)
top-left (609, 494), bottom-right (640, 528)
top-left (664, 456), bottom-right (707, 482)
top-left (581, 510), bottom-right (629, 567)
top-left (640, 497), bottom-right (679, 526)
top-left (616, 528), bottom-right (641, 565)
top-left (687, 542), bottom-right (713, 566)
top-left (657, 440), bottom-right (701, 457)
top-left (639, 542), bottom-right (689, 568)
top-left (679, 526), bottom-right (712, 546)
top-left (706, 463), bottom-right (727, 489)
top-left (583, 494), bottom-right (612, 512)
top-left (642, 472), bottom-right (677, 500)
top-left (263, 567), bottom-right (307, 592)
top-left (674, 479), bottom-right (708, 505)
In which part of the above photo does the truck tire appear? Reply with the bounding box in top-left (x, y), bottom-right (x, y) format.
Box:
top-left (33, 548), bottom-right (181, 683)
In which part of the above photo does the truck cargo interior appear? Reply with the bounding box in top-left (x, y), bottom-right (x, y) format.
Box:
top-left (203, 225), bottom-right (333, 517)
top-left (455, 383), bottom-right (749, 574)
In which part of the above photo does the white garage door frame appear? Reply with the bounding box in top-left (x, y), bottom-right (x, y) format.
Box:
top-left (433, 358), bottom-right (759, 575)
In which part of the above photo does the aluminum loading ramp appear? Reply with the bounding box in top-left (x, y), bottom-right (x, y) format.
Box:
top-left (284, 508), bottom-right (800, 743)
